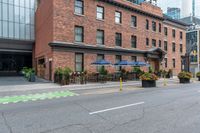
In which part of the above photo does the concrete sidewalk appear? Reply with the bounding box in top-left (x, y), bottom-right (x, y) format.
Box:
top-left (0, 77), bottom-right (183, 97)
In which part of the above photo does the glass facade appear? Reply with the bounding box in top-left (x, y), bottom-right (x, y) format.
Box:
top-left (0, 0), bottom-right (36, 41)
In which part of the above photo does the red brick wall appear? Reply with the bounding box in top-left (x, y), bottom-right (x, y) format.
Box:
top-left (163, 23), bottom-right (186, 75)
top-left (52, 0), bottom-right (163, 50)
top-left (35, 0), bottom-right (54, 58)
top-left (35, 0), bottom-right (186, 80)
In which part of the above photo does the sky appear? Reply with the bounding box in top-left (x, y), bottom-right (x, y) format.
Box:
top-left (157, 0), bottom-right (181, 13)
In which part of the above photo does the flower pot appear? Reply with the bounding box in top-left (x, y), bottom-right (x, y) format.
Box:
top-left (179, 78), bottom-right (190, 84)
top-left (29, 73), bottom-right (36, 82)
top-left (142, 80), bottom-right (156, 88)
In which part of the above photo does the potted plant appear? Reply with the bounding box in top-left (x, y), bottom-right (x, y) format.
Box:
top-left (178, 71), bottom-right (192, 83)
top-left (140, 72), bottom-right (158, 87)
top-left (196, 72), bottom-right (200, 81)
top-left (54, 68), bottom-right (63, 84)
top-left (99, 67), bottom-right (108, 83)
top-left (28, 68), bottom-right (36, 82)
top-left (62, 67), bottom-right (72, 85)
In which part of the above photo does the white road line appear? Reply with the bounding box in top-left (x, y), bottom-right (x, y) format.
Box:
top-left (89, 102), bottom-right (144, 115)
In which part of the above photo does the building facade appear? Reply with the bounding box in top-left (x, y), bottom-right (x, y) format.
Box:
top-left (0, 0), bottom-right (36, 76)
top-left (167, 7), bottom-right (181, 20)
top-left (35, 0), bottom-right (187, 81)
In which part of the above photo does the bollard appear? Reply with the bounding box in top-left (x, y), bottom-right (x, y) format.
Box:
top-left (163, 76), bottom-right (167, 86)
top-left (120, 77), bottom-right (123, 91)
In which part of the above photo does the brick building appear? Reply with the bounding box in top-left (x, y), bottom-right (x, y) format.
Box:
top-left (35, 0), bottom-right (187, 81)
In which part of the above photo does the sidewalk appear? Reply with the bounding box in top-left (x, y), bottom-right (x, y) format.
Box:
top-left (0, 78), bottom-right (182, 97)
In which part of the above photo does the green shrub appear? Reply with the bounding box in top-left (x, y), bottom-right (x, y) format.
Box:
top-left (99, 67), bottom-right (108, 75)
top-left (178, 71), bottom-right (192, 79)
top-left (140, 72), bottom-right (158, 81)
top-left (196, 72), bottom-right (200, 77)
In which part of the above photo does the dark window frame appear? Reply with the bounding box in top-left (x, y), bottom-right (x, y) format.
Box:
top-left (96, 29), bottom-right (104, 45)
top-left (172, 42), bottom-right (176, 52)
top-left (173, 59), bottom-right (176, 68)
top-left (115, 11), bottom-right (122, 24)
top-left (74, 0), bottom-right (84, 15)
top-left (164, 41), bottom-right (168, 51)
top-left (96, 6), bottom-right (104, 20)
top-left (164, 27), bottom-right (168, 36)
top-left (75, 53), bottom-right (84, 72)
top-left (131, 35), bottom-right (137, 48)
top-left (146, 38), bottom-right (149, 46)
top-left (74, 26), bottom-right (84, 42)
top-left (172, 29), bottom-right (176, 38)
top-left (159, 40), bottom-right (162, 47)
top-left (131, 15), bottom-right (137, 27)
top-left (152, 21), bottom-right (156, 32)
top-left (152, 39), bottom-right (156, 47)
top-left (115, 33), bottom-right (122, 46)
top-left (146, 19), bottom-right (149, 30)
top-left (159, 23), bottom-right (161, 33)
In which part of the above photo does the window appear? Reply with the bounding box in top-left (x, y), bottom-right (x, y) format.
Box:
top-left (75, 53), bottom-right (84, 72)
top-left (152, 21), bottom-right (156, 32)
top-left (164, 58), bottom-right (168, 68)
top-left (146, 38), bottom-right (149, 46)
top-left (97, 6), bottom-right (104, 20)
top-left (131, 56), bottom-right (137, 62)
top-left (131, 16), bottom-right (137, 27)
top-left (97, 54), bottom-right (104, 71)
top-left (75, 26), bottom-right (84, 42)
top-left (164, 27), bottom-right (168, 36)
top-left (115, 11), bottom-right (122, 24)
top-left (172, 43), bottom-right (176, 52)
top-left (131, 35), bottom-right (137, 48)
top-left (159, 23), bottom-right (162, 33)
top-left (159, 40), bottom-right (162, 47)
top-left (180, 31), bottom-right (183, 39)
top-left (172, 29), bottom-right (176, 38)
top-left (152, 39), bottom-right (156, 47)
top-left (116, 55), bottom-right (122, 71)
top-left (164, 41), bottom-right (168, 51)
top-left (96, 30), bottom-right (104, 45)
top-left (173, 59), bottom-right (176, 68)
top-left (146, 19), bottom-right (149, 30)
top-left (180, 44), bottom-right (183, 53)
top-left (75, 0), bottom-right (84, 15)
top-left (115, 33), bottom-right (122, 46)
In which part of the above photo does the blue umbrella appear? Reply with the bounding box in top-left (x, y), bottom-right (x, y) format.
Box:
top-left (130, 61), bottom-right (150, 67)
top-left (114, 60), bottom-right (132, 66)
top-left (91, 59), bottom-right (112, 66)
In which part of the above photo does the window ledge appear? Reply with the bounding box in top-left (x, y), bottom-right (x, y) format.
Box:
top-left (97, 44), bottom-right (105, 47)
top-left (115, 23), bottom-right (122, 26)
top-left (96, 18), bottom-right (105, 22)
top-left (74, 13), bottom-right (85, 17)
top-left (131, 26), bottom-right (137, 29)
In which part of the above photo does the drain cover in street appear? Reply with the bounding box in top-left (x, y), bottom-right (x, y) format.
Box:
top-left (0, 91), bottom-right (78, 104)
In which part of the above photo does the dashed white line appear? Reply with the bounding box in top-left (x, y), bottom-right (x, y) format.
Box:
top-left (89, 102), bottom-right (144, 115)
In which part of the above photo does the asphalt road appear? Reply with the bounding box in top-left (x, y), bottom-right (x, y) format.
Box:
top-left (1, 83), bottom-right (200, 133)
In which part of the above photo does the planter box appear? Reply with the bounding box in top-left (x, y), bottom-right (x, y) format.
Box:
top-left (142, 80), bottom-right (156, 88)
top-left (179, 78), bottom-right (190, 84)
top-left (29, 73), bottom-right (36, 82)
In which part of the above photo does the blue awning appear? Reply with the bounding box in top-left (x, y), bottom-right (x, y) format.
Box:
top-left (114, 60), bottom-right (132, 66)
top-left (130, 61), bottom-right (150, 67)
top-left (91, 60), bottom-right (112, 66)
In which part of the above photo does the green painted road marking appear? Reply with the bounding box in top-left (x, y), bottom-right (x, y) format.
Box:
top-left (0, 91), bottom-right (78, 104)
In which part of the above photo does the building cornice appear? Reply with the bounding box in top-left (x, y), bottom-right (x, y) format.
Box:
top-left (49, 41), bottom-right (166, 58)
top-left (99, 0), bottom-right (164, 20)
